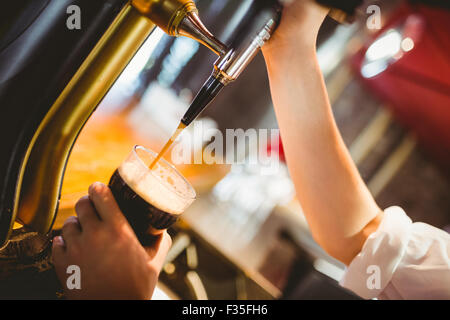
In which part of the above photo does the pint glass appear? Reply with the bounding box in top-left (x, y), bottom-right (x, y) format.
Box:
top-left (109, 145), bottom-right (196, 245)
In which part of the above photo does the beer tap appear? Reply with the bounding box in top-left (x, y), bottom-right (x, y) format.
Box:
top-left (179, 0), bottom-right (365, 127)
top-left (180, 0), bottom-right (283, 127)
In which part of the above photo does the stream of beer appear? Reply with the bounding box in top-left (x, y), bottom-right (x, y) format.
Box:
top-left (149, 122), bottom-right (186, 169)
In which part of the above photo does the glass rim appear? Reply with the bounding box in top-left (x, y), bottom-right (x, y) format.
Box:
top-left (130, 145), bottom-right (196, 201)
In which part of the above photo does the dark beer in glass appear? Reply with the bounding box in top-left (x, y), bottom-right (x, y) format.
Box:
top-left (109, 145), bottom-right (195, 245)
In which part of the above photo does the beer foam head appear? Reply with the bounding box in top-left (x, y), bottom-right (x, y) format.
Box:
top-left (118, 150), bottom-right (195, 215)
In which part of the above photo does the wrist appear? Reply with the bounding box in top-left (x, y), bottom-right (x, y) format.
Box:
top-left (262, 43), bottom-right (318, 77)
top-left (263, 43), bottom-right (317, 58)
top-left (263, 40), bottom-right (316, 61)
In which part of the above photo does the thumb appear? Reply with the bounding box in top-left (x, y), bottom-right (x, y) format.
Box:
top-left (145, 231), bottom-right (172, 272)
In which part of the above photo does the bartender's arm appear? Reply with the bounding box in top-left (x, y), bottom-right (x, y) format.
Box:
top-left (262, 1), bottom-right (450, 299)
top-left (263, 2), bottom-right (382, 266)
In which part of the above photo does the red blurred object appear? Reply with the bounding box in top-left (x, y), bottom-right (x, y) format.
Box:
top-left (267, 132), bottom-right (285, 163)
top-left (351, 3), bottom-right (450, 168)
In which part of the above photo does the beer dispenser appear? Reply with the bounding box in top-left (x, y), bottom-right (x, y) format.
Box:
top-left (0, 0), bottom-right (362, 248)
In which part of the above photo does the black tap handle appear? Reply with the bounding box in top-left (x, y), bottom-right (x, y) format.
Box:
top-left (181, 75), bottom-right (224, 126)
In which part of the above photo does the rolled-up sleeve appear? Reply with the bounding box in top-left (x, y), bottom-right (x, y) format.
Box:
top-left (339, 206), bottom-right (450, 300)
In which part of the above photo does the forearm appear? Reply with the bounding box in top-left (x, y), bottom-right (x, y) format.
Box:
top-left (263, 47), bottom-right (382, 265)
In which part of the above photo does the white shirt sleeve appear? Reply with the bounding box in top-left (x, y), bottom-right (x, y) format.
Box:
top-left (339, 206), bottom-right (450, 300)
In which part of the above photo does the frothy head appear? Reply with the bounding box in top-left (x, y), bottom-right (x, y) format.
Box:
top-left (118, 146), bottom-right (196, 215)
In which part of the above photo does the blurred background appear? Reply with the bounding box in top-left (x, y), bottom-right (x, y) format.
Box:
top-left (51, 0), bottom-right (450, 299)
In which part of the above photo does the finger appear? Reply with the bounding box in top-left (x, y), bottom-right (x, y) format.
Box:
top-left (51, 236), bottom-right (67, 274)
top-left (52, 235), bottom-right (66, 257)
top-left (75, 196), bottom-right (101, 229)
top-left (146, 231), bottom-right (172, 271)
top-left (61, 216), bottom-right (81, 245)
top-left (88, 182), bottom-right (126, 225)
